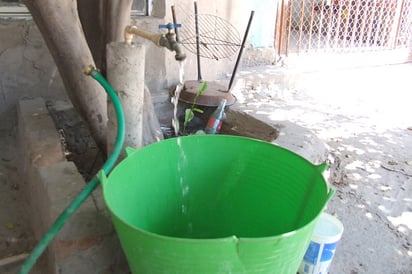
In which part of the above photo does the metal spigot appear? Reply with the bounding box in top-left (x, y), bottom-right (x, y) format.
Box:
top-left (158, 23), bottom-right (186, 61)
top-left (124, 23), bottom-right (186, 61)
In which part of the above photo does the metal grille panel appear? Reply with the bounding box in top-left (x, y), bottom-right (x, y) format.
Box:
top-left (278, 0), bottom-right (412, 55)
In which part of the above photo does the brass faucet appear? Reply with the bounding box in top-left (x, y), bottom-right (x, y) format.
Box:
top-left (124, 23), bottom-right (186, 61)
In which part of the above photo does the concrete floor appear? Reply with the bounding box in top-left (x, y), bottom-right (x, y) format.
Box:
top-left (1, 62), bottom-right (412, 273)
top-left (231, 62), bottom-right (412, 273)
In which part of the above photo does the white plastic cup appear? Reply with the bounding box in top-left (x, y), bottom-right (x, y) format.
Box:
top-left (298, 212), bottom-right (344, 274)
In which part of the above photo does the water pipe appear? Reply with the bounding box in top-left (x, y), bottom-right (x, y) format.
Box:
top-left (124, 24), bottom-right (186, 61)
top-left (19, 66), bottom-right (126, 274)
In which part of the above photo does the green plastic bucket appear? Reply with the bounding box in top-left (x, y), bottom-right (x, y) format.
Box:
top-left (100, 135), bottom-right (334, 274)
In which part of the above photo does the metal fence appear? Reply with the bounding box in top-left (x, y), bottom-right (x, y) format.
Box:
top-left (277, 0), bottom-right (412, 55)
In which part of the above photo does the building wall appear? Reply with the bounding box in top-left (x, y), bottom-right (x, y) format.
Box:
top-left (0, 0), bottom-right (278, 115)
top-left (162, 0), bottom-right (278, 88)
top-left (0, 21), bottom-right (66, 114)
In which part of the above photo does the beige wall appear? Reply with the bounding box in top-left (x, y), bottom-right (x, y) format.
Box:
top-left (0, 21), bottom-right (66, 114)
top-left (0, 1), bottom-right (278, 114)
top-left (133, 0), bottom-right (277, 95)
top-left (162, 1), bottom-right (256, 89)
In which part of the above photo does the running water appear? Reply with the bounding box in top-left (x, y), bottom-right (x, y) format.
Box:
top-left (171, 60), bottom-right (185, 136)
top-left (170, 62), bottom-right (193, 236)
top-left (169, 61), bottom-right (196, 236)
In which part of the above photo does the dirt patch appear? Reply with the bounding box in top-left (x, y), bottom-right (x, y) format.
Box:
top-left (45, 100), bottom-right (104, 181)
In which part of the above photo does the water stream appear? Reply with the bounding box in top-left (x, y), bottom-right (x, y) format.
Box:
top-left (171, 60), bottom-right (185, 136)
top-left (176, 136), bottom-right (192, 236)
top-left (170, 61), bottom-right (193, 236)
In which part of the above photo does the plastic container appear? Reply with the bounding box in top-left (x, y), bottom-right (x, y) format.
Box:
top-left (100, 135), bottom-right (334, 274)
top-left (298, 212), bottom-right (344, 274)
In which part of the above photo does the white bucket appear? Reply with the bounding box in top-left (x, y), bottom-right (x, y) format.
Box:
top-left (298, 212), bottom-right (344, 274)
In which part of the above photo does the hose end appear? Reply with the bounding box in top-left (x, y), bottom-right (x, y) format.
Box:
top-left (124, 25), bottom-right (134, 44)
top-left (84, 65), bottom-right (95, 76)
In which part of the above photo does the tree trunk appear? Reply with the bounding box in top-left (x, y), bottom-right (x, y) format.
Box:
top-left (78, 0), bottom-right (133, 76)
top-left (24, 0), bottom-right (108, 153)
top-left (106, 0), bottom-right (133, 43)
top-left (77, 0), bottom-right (106, 73)
top-left (26, 0), bottom-right (163, 155)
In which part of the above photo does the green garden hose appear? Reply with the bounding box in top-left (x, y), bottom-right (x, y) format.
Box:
top-left (19, 66), bottom-right (126, 274)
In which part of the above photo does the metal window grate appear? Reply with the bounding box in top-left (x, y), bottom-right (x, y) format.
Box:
top-left (278, 0), bottom-right (412, 55)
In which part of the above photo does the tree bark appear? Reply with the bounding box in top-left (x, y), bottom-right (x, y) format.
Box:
top-left (106, 0), bottom-right (133, 43)
top-left (41, 0), bottom-right (133, 71)
top-left (78, 0), bottom-right (106, 73)
top-left (26, 0), bottom-right (163, 155)
top-left (24, 0), bottom-right (108, 153)
top-left (78, 0), bottom-right (133, 76)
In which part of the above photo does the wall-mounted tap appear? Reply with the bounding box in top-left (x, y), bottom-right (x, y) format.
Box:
top-left (124, 23), bottom-right (186, 61)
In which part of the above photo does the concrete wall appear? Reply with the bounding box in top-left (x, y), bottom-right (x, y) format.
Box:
top-left (0, 21), bottom-right (66, 115)
top-left (17, 97), bottom-right (128, 273)
top-left (0, 0), bottom-right (279, 115)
